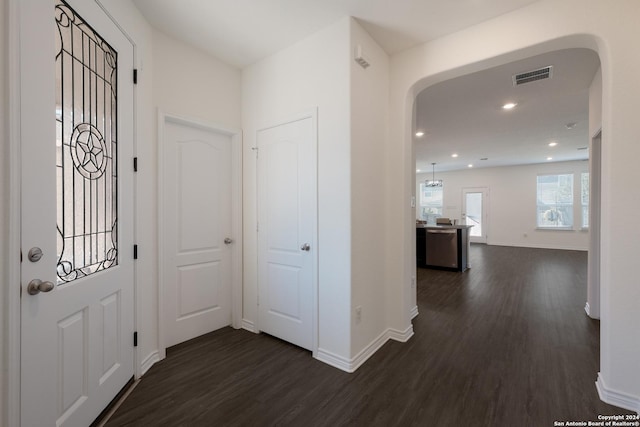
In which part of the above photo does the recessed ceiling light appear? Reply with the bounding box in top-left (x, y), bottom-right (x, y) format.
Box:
top-left (547, 157), bottom-right (553, 161)
top-left (468, 164), bottom-right (473, 168)
top-left (452, 153), bottom-right (458, 158)
top-left (415, 131), bottom-right (425, 137)
top-left (502, 102), bottom-right (517, 110)
top-left (416, 169), bottom-right (421, 172)
top-left (548, 141), bottom-right (558, 147)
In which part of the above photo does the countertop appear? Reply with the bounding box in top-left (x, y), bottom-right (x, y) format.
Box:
top-left (416, 224), bottom-right (474, 230)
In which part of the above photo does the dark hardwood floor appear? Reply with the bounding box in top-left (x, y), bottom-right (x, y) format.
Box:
top-left (106, 245), bottom-right (631, 426)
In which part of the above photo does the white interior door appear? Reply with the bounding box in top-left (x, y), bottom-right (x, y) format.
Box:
top-left (162, 118), bottom-right (235, 348)
top-left (257, 114), bottom-right (317, 351)
top-left (462, 188), bottom-right (488, 244)
top-left (20, 1), bottom-right (135, 426)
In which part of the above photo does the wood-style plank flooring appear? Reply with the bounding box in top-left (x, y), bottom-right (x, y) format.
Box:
top-left (106, 245), bottom-right (632, 426)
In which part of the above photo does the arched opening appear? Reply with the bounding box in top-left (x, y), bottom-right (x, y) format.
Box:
top-left (401, 39), bottom-right (608, 410)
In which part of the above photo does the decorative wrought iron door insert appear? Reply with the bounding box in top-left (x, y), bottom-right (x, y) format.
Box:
top-left (55, 0), bottom-right (118, 283)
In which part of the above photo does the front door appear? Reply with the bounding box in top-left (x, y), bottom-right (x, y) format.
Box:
top-left (161, 117), bottom-right (234, 348)
top-left (462, 188), bottom-right (488, 244)
top-left (20, 1), bottom-right (135, 426)
top-left (257, 114), bottom-right (317, 351)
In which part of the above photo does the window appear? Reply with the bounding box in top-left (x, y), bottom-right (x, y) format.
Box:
top-left (419, 183), bottom-right (443, 223)
top-left (537, 174), bottom-right (573, 228)
top-left (56, 0), bottom-right (119, 283)
top-left (581, 172), bottom-right (589, 228)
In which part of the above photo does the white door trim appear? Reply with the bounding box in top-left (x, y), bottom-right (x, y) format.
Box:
top-left (255, 108), bottom-right (319, 357)
top-left (157, 111), bottom-right (243, 360)
top-left (586, 128), bottom-right (602, 319)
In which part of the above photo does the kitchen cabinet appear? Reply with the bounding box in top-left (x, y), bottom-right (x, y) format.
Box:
top-left (416, 224), bottom-right (473, 272)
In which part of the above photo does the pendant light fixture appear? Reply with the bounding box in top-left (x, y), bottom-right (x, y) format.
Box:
top-left (425, 162), bottom-right (443, 187)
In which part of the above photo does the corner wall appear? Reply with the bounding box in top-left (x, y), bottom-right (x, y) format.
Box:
top-left (349, 20), bottom-right (397, 361)
top-left (242, 18), bottom-right (352, 361)
top-left (416, 160), bottom-right (590, 251)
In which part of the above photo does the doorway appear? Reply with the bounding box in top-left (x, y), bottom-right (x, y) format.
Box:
top-left (158, 113), bottom-right (243, 353)
top-left (462, 188), bottom-right (489, 244)
top-left (256, 112), bottom-right (318, 352)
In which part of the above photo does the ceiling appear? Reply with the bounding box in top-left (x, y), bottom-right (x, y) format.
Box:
top-left (132, 0), bottom-right (540, 68)
top-left (415, 48), bottom-right (601, 173)
top-left (130, 1), bottom-right (599, 174)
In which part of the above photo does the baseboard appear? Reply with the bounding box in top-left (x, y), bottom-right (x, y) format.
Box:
top-left (410, 305), bottom-right (419, 319)
top-left (315, 325), bottom-right (415, 373)
top-left (241, 318), bottom-right (257, 333)
top-left (140, 351), bottom-right (161, 377)
top-left (488, 241), bottom-right (588, 252)
top-left (315, 348), bottom-right (353, 373)
top-left (596, 373), bottom-right (640, 414)
top-left (388, 325), bottom-right (414, 342)
top-left (349, 329), bottom-right (394, 373)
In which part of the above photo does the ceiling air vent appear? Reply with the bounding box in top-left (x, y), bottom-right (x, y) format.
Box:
top-left (512, 66), bottom-right (553, 86)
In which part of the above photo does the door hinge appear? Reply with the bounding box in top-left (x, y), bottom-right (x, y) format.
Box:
top-left (133, 157), bottom-right (138, 172)
top-left (133, 69), bottom-right (138, 84)
top-left (133, 244), bottom-right (138, 260)
top-left (251, 146), bottom-right (258, 158)
top-left (133, 331), bottom-right (138, 347)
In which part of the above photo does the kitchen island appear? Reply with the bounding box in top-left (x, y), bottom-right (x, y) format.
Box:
top-left (416, 224), bottom-right (473, 271)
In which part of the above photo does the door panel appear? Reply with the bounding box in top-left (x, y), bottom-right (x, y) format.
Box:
top-left (163, 120), bottom-right (233, 348)
top-left (462, 188), bottom-right (488, 244)
top-left (20, 1), bottom-right (135, 426)
top-left (257, 116), bottom-right (316, 351)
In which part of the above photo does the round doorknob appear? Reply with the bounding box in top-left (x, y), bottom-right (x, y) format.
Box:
top-left (300, 243), bottom-right (310, 251)
top-left (27, 279), bottom-right (55, 295)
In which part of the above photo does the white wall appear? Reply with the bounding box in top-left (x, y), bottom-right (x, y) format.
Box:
top-left (1, 0), bottom-right (7, 423)
top-left (153, 29), bottom-right (241, 127)
top-left (349, 20), bottom-right (391, 358)
top-left (416, 161), bottom-right (590, 250)
top-left (388, 0), bottom-right (640, 411)
top-left (242, 18), bottom-right (352, 361)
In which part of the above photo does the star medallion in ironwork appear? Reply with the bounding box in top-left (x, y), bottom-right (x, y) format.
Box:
top-left (70, 123), bottom-right (108, 179)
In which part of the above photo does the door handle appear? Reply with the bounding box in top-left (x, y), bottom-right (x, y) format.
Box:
top-left (224, 238), bottom-right (233, 245)
top-left (300, 243), bottom-right (310, 251)
top-left (27, 279), bottom-right (55, 295)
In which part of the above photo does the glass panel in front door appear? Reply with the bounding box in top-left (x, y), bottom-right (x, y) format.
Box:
top-left (465, 192), bottom-right (482, 237)
top-left (55, 0), bottom-right (118, 284)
